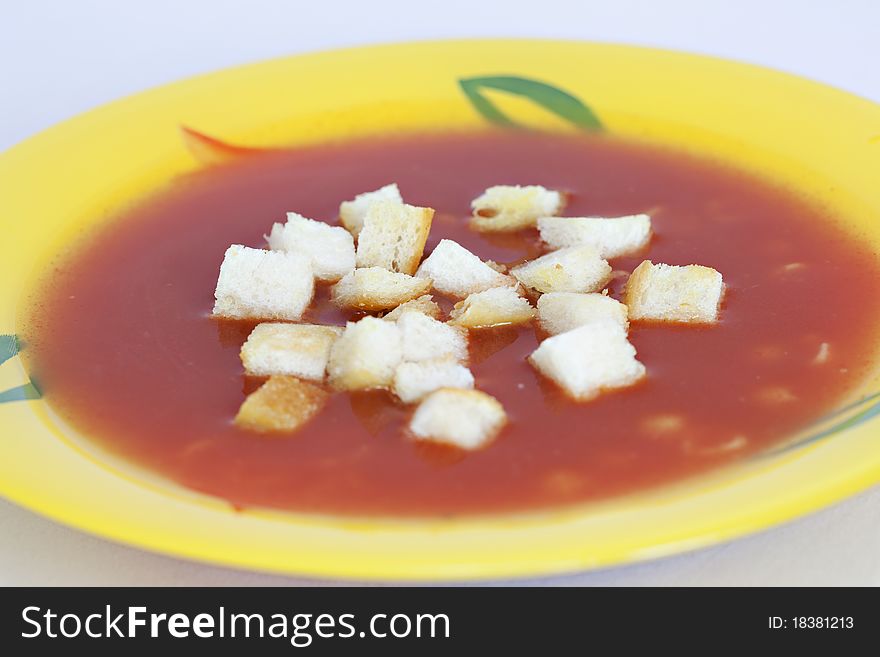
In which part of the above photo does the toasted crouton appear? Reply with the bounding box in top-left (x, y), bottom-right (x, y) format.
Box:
top-left (240, 323), bottom-right (343, 380)
top-left (393, 360), bottom-right (475, 403)
top-left (511, 246), bottom-right (611, 294)
top-left (382, 295), bottom-right (442, 321)
top-left (327, 316), bottom-right (403, 390)
top-left (409, 389), bottom-right (507, 449)
top-left (330, 267), bottom-right (433, 311)
top-left (356, 200), bottom-right (434, 275)
top-left (624, 260), bottom-right (724, 324)
top-left (234, 375), bottom-right (329, 433)
top-left (415, 239), bottom-right (513, 298)
top-left (537, 292), bottom-right (629, 335)
top-left (397, 310), bottom-right (468, 363)
top-left (449, 286), bottom-right (535, 328)
top-left (212, 245), bottom-right (314, 321)
top-left (471, 185), bottom-right (564, 232)
top-left (538, 214), bottom-right (652, 259)
top-left (528, 320), bottom-right (646, 400)
top-left (266, 212), bottom-right (355, 282)
top-left (338, 183), bottom-right (403, 238)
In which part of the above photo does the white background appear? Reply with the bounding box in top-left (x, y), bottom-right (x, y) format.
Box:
top-left (1, 0), bottom-right (878, 585)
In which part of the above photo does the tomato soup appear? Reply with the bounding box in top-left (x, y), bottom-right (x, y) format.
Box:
top-left (25, 131), bottom-right (880, 516)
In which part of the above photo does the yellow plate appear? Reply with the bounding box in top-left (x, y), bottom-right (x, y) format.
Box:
top-left (2, 40), bottom-right (879, 581)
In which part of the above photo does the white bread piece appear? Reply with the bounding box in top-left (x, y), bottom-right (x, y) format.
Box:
top-left (330, 267), bottom-right (433, 311)
top-left (355, 200), bottom-right (434, 275)
top-left (338, 183), bottom-right (403, 238)
top-left (393, 360), bottom-right (474, 403)
top-left (409, 388), bottom-right (507, 449)
top-left (471, 185), bottom-right (564, 232)
top-left (624, 260), bottom-right (724, 324)
top-left (511, 246), bottom-right (611, 294)
top-left (396, 310), bottom-right (468, 363)
top-left (528, 320), bottom-right (646, 400)
top-left (415, 239), bottom-right (513, 298)
top-left (212, 245), bottom-right (314, 321)
top-left (382, 295), bottom-right (442, 321)
top-left (327, 316), bottom-right (403, 390)
top-left (234, 375), bottom-right (329, 433)
top-left (266, 212), bottom-right (355, 283)
top-left (240, 323), bottom-right (343, 380)
top-left (449, 285), bottom-right (535, 328)
top-left (537, 292), bottom-right (629, 335)
top-left (538, 214), bottom-right (652, 259)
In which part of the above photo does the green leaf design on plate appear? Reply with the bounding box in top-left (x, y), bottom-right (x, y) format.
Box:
top-left (768, 391), bottom-right (880, 455)
top-left (0, 334), bottom-right (42, 404)
top-left (0, 334), bottom-right (19, 366)
top-left (0, 381), bottom-right (41, 404)
top-left (458, 75), bottom-right (603, 131)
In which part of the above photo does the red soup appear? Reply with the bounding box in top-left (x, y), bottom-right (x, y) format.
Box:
top-left (25, 131), bottom-right (880, 516)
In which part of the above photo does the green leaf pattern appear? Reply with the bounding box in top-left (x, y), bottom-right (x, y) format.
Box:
top-left (458, 75), bottom-right (604, 131)
top-left (0, 334), bottom-right (41, 404)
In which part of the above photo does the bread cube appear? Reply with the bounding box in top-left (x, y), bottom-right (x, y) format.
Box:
top-left (538, 214), bottom-right (652, 259)
top-left (537, 292), bottom-right (629, 335)
top-left (382, 295), bottom-right (442, 321)
top-left (471, 185), bottom-right (564, 232)
top-left (330, 267), bottom-right (433, 311)
top-left (327, 316), bottom-right (403, 390)
top-left (448, 286), bottom-right (535, 328)
top-left (338, 183), bottom-right (403, 238)
top-left (409, 389), bottom-right (507, 449)
top-left (266, 212), bottom-right (355, 282)
top-left (511, 246), bottom-right (611, 294)
top-left (415, 239), bottom-right (513, 298)
top-left (356, 200), bottom-right (434, 275)
top-left (528, 320), bottom-right (646, 400)
top-left (240, 323), bottom-right (343, 380)
top-left (212, 245), bottom-right (314, 321)
top-left (624, 260), bottom-right (724, 324)
top-left (393, 360), bottom-right (474, 403)
top-left (234, 375), bottom-right (329, 433)
top-left (397, 310), bottom-right (468, 363)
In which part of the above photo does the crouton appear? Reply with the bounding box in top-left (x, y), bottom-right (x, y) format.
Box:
top-left (393, 360), bottom-right (475, 403)
top-left (528, 320), bottom-right (646, 400)
top-left (409, 389), bottom-right (507, 449)
top-left (355, 200), bottom-right (434, 275)
top-left (266, 212), bottom-right (355, 282)
top-left (234, 375), bottom-right (329, 433)
top-left (397, 310), bottom-right (468, 363)
top-left (212, 245), bottom-right (314, 320)
top-left (511, 246), bottom-right (611, 294)
top-left (338, 183), bottom-right (403, 238)
top-left (240, 323), bottom-right (343, 380)
top-left (624, 260), bottom-right (724, 324)
top-left (471, 185), bottom-right (564, 232)
top-left (330, 267), bottom-right (433, 311)
top-left (415, 239), bottom-right (513, 298)
top-left (382, 295), bottom-right (442, 321)
top-left (537, 292), bottom-right (629, 335)
top-left (538, 214), bottom-right (652, 259)
top-left (449, 286), bottom-right (535, 328)
top-left (327, 316), bottom-right (403, 390)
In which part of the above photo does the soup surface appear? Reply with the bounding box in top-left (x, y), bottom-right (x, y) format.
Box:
top-left (26, 131), bottom-right (880, 516)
